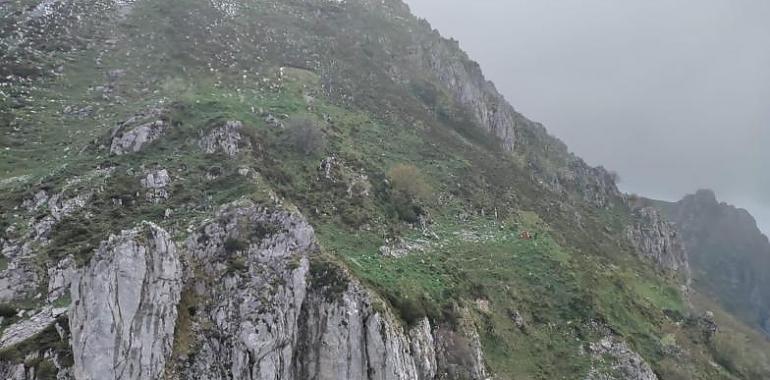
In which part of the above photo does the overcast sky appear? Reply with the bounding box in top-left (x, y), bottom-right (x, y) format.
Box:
top-left (405, 0), bottom-right (770, 235)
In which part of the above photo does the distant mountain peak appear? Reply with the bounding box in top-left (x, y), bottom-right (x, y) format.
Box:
top-left (691, 188), bottom-right (718, 203)
top-left (660, 190), bottom-right (770, 335)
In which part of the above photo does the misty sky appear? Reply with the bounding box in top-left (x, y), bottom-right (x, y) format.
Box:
top-left (404, 0), bottom-right (770, 235)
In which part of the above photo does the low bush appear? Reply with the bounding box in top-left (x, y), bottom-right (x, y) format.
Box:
top-left (285, 117), bottom-right (326, 155)
top-left (0, 304), bottom-right (17, 318)
top-left (387, 163), bottom-right (432, 202)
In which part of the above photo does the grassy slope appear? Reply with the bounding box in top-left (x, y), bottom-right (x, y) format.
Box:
top-left (1, 0), bottom-right (769, 379)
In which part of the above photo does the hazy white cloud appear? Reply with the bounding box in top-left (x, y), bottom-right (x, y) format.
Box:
top-left (405, 0), bottom-right (770, 234)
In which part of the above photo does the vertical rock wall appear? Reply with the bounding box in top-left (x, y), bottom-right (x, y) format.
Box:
top-left (69, 222), bottom-right (182, 380)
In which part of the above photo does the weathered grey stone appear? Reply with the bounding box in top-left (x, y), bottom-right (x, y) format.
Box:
top-left (0, 346), bottom-right (73, 380)
top-left (295, 282), bottom-right (420, 380)
top-left (378, 237), bottom-right (430, 258)
top-left (70, 222), bottom-right (182, 380)
top-left (554, 164), bottom-right (622, 208)
top-left (434, 325), bottom-right (489, 380)
top-left (318, 156), bottom-right (337, 180)
top-left (47, 255), bottom-right (76, 303)
top-left (181, 201), bottom-right (314, 379)
top-left (110, 120), bottom-right (166, 155)
top-left (626, 206), bottom-right (690, 278)
top-left (405, 36), bottom-right (517, 151)
top-left (585, 336), bottom-right (659, 380)
top-left (295, 278), bottom-right (491, 380)
top-left (0, 192), bottom-right (495, 380)
top-left (21, 190), bottom-right (49, 211)
top-left (0, 307), bottom-right (67, 350)
top-left (199, 120), bottom-right (247, 157)
top-left (0, 255), bottom-right (40, 305)
top-left (46, 191), bottom-right (92, 225)
top-left (0, 190), bottom-right (92, 303)
top-left (0, 361), bottom-right (27, 380)
top-left (409, 318), bottom-right (438, 380)
top-left (110, 108), bottom-right (168, 155)
top-left (170, 201), bottom-right (490, 380)
top-left (140, 169), bottom-right (171, 203)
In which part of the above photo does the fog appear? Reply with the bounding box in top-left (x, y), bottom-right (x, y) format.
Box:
top-left (404, 0), bottom-right (770, 235)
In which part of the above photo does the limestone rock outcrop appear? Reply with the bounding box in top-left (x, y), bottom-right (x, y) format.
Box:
top-left (110, 107), bottom-right (169, 155)
top-left (69, 222), bottom-right (182, 380)
top-left (140, 169), bottom-right (171, 203)
top-left (199, 120), bottom-right (247, 157)
top-left (179, 201), bottom-right (314, 379)
top-left (295, 283), bottom-right (490, 380)
top-left (0, 189), bottom-right (92, 303)
top-left (626, 206), bottom-right (690, 277)
top-left (411, 37), bottom-right (518, 151)
top-left (585, 336), bottom-right (659, 380)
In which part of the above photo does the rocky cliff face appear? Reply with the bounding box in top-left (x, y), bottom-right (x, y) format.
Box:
top-left (626, 205), bottom-right (690, 278)
top-left (0, 200), bottom-right (492, 379)
top-left (395, 13), bottom-right (621, 208)
top-left (405, 35), bottom-right (518, 151)
top-left (198, 120), bottom-right (249, 157)
top-left (295, 282), bottom-right (488, 380)
top-left (172, 201), bottom-right (490, 380)
top-left (70, 222), bottom-right (182, 380)
top-left (0, 189), bottom-right (92, 303)
top-left (177, 202), bottom-right (314, 379)
top-left (110, 107), bottom-right (170, 156)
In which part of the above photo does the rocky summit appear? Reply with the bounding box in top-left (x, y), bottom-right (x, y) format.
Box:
top-left (0, 0), bottom-right (769, 379)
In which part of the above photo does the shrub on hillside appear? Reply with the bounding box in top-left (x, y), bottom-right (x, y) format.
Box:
top-left (387, 164), bottom-right (432, 202)
top-left (285, 116), bottom-right (326, 155)
top-left (387, 164), bottom-right (432, 222)
top-left (0, 304), bottom-right (17, 318)
top-left (391, 191), bottom-right (422, 223)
